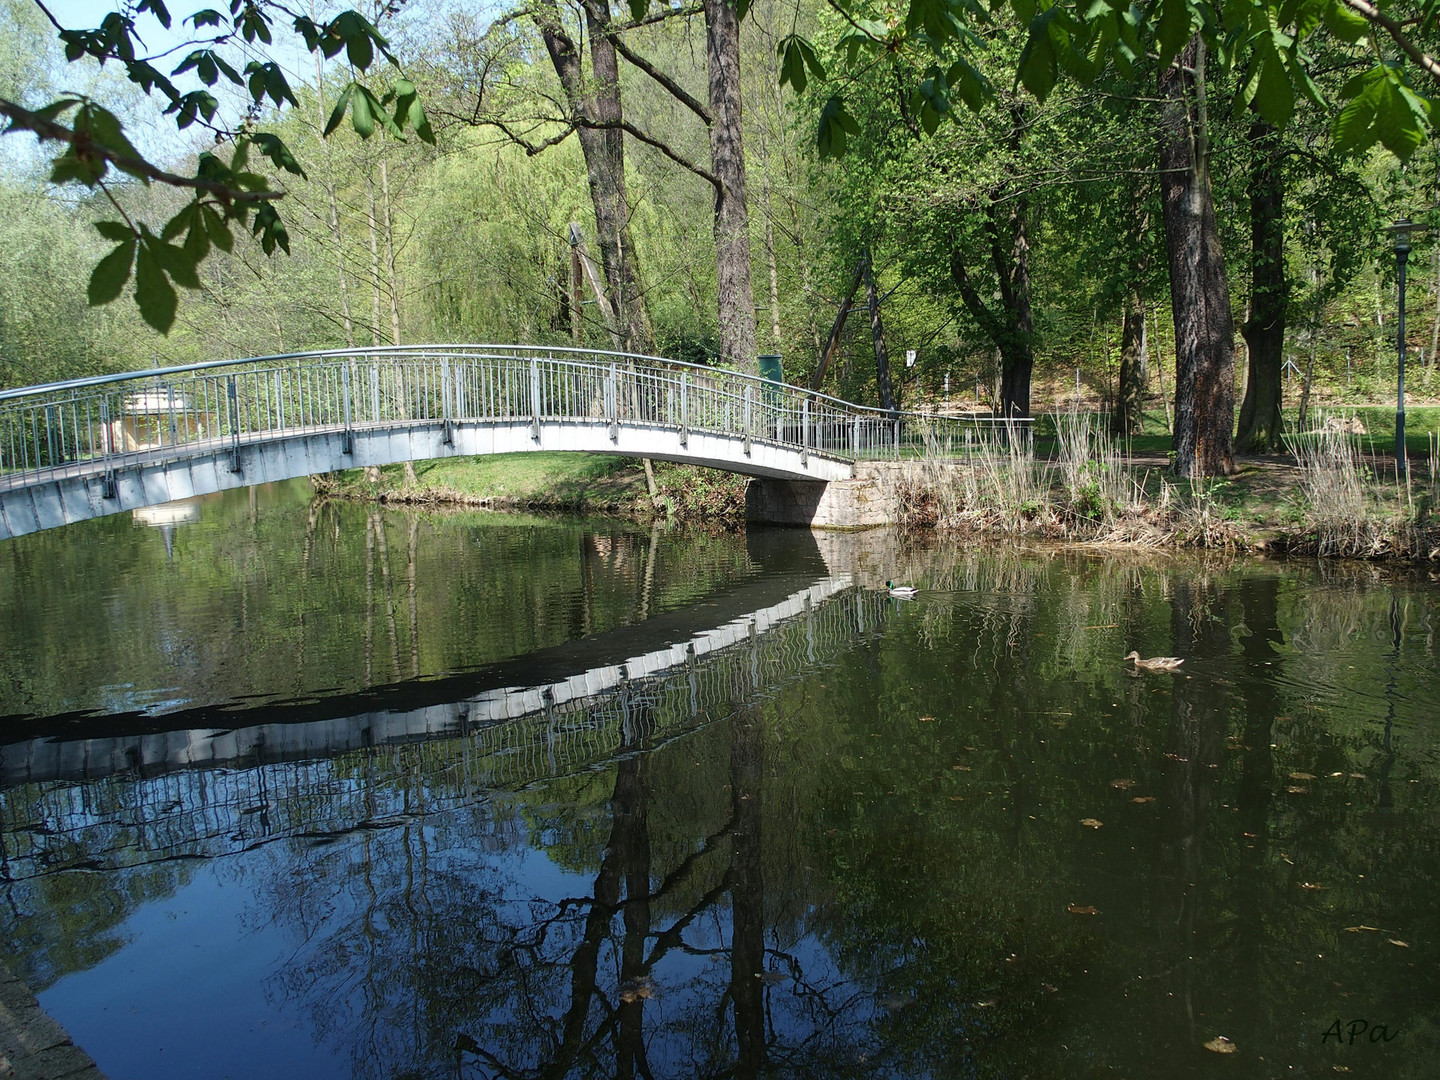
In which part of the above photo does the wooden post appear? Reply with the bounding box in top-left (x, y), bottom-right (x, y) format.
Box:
top-left (570, 242), bottom-right (584, 349)
top-left (568, 223), bottom-right (623, 351)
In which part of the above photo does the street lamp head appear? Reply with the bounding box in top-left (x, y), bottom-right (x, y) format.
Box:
top-left (1385, 217), bottom-right (1422, 255)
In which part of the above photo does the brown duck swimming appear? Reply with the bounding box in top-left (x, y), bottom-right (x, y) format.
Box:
top-left (1124, 651), bottom-right (1184, 671)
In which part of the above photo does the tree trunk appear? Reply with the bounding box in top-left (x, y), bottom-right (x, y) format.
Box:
top-left (1158, 36), bottom-right (1237, 477)
top-left (1115, 192), bottom-right (1151, 435)
top-left (705, 0), bottom-right (758, 371)
top-left (1236, 118), bottom-right (1287, 453)
top-left (998, 194), bottom-right (1034, 418)
top-left (1116, 292), bottom-right (1149, 435)
top-left (364, 168), bottom-right (384, 349)
top-left (863, 251), bottom-right (895, 411)
top-left (534, 0), bottom-right (653, 354)
top-left (313, 49), bottom-right (355, 349)
top-left (948, 178), bottom-right (1034, 417)
top-left (379, 153), bottom-right (402, 346)
top-left (581, 0), bottom-right (652, 354)
top-left (811, 260), bottom-right (863, 390)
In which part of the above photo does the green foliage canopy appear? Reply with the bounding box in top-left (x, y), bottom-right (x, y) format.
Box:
top-left (0, 0), bottom-right (435, 334)
top-left (782, 0), bottom-right (1440, 163)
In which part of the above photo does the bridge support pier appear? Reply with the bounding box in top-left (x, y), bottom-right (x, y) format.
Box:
top-left (745, 463), bottom-right (903, 529)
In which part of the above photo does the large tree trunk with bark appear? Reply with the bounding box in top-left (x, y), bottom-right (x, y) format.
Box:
top-left (1158, 36), bottom-right (1237, 477)
top-left (949, 192), bottom-right (1034, 418)
top-left (1236, 118), bottom-right (1287, 453)
top-left (705, 0), bottom-right (758, 371)
top-left (534, 0), bottom-right (653, 354)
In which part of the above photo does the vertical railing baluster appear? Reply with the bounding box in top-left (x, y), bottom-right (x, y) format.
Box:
top-left (742, 384), bottom-right (751, 456)
top-left (680, 371), bottom-right (688, 448)
top-left (99, 399), bottom-right (115, 498)
top-left (441, 358), bottom-right (453, 444)
top-left (341, 362), bottom-right (354, 454)
top-left (226, 375), bottom-right (241, 473)
top-left (801, 398), bottom-right (809, 466)
top-left (608, 363), bottom-right (618, 442)
top-left (530, 357), bottom-right (541, 440)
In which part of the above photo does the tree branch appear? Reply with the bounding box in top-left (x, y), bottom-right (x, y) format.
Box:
top-left (949, 251), bottom-right (1004, 341)
top-left (578, 117), bottom-right (720, 189)
top-left (612, 2), bottom-right (704, 31)
top-left (1338, 0), bottom-right (1440, 82)
top-left (607, 33), bottom-right (712, 124)
top-left (0, 97), bottom-right (281, 203)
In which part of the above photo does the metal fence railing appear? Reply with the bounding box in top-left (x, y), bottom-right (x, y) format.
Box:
top-left (0, 345), bottom-right (1032, 491)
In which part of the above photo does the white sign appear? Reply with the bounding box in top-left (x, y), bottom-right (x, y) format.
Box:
top-left (905, 349), bottom-right (916, 368)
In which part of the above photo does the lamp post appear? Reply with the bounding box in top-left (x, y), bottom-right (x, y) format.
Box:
top-left (1384, 219), bottom-right (1423, 475)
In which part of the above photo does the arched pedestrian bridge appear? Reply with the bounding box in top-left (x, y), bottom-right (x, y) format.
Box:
top-left (0, 345), bottom-right (1019, 539)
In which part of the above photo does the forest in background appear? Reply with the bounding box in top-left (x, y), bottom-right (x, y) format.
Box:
top-left (2, 0), bottom-right (1439, 465)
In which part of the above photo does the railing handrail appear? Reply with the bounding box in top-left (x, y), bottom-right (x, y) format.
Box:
top-left (0, 344), bottom-right (1034, 427)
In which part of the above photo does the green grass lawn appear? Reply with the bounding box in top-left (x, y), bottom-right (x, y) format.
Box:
top-left (337, 452), bottom-right (650, 504)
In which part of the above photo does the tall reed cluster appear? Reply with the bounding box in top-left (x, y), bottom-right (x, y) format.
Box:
top-left (1281, 416), bottom-right (1428, 558)
top-left (896, 409), bottom-right (1438, 559)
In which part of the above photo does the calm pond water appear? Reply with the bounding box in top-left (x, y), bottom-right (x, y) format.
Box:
top-left (0, 483), bottom-right (1436, 1080)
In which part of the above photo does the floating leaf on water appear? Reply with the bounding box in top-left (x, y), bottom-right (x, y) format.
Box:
top-left (920, 716), bottom-right (937, 723)
top-left (1066, 903), bottom-right (1100, 915)
top-left (951, 765), bottom-right (972, 772)
top-left (1110, 779), bottom-right (1136, 790)
top-left (1080, 818), bottom-right (1103, 828)
top-left (976, 999), bottom-right (997, 1007)
top-left (1299, 882), bottom-right (1325, 890)
top-left (1285, 786), bottom-right (1310, 795)
top-left (618, 976), bottom-right (656, 1003)
top-left (1131, 796), bottom-right (1156, 804)
top-left (1330, 771), bottom-right (1344, 778)
top-left (1289, 772), bottom-right (1317, 781)
top-left (1349, 773), bottom-right (1367, 780)
top-left (1388, 939), bottom-right (1410, 948)
top-left (1344, 925), bottom-right (1387, 933)
top-left (1163, 753), bottom-right (1188, 762)
top-left (1040, 982), bottom-right (1058, 992)
top-left (1203, 1036), bottom-right (1238, 1054)
top-left (758, 970), bottom-right (789, 984)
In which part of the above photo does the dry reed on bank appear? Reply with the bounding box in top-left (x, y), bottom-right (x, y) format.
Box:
top-left (897, 410), bottom-right (1439, 559)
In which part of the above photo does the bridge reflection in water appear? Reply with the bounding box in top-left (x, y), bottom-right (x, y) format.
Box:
top-left (0, 576), bottom-right (892, 878)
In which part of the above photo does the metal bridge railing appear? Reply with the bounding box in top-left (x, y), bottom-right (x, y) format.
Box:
top-left (0, 345), bottom-right (1030, 489)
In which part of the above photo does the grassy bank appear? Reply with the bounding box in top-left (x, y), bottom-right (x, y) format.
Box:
top-left (313, 453), bottom-right (749, 520)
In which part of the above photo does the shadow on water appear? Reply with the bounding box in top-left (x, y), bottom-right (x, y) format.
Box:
top-left (0, 485), bottom-right (1437, 1080)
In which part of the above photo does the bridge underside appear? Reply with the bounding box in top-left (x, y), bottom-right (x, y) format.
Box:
top-left (0, 418), bottom-right (856, 539)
